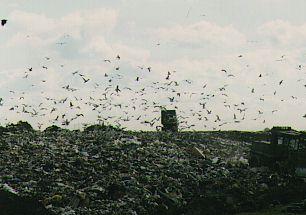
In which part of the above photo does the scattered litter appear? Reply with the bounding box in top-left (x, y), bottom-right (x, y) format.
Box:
top-left (0, 122), bottom-right (305, 214)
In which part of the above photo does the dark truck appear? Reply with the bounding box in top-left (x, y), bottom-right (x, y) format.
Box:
top-left (250, 126), bottom-right (306, 177)
top-left (161, 110), bottom-right (178, 132)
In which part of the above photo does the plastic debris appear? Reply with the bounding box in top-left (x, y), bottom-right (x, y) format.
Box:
top-left (0, 122), bottom-right (305, 214)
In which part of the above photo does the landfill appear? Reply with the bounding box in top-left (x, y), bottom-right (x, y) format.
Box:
top-left (0, 121), bottom-right (306, 215)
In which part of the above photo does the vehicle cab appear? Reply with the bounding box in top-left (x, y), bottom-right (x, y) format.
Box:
top-left (250, 126), bottom-right (306, 177)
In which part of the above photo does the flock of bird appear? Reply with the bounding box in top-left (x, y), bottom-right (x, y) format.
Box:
top-left (1, 18), bottom-right (306, 131)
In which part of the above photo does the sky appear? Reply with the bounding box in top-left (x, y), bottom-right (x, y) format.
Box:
top-left (1, 0), bottom-right (306, 131)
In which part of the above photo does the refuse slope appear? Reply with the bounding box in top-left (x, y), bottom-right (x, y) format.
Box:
top-left (0, 123), bottom-right (305, 215)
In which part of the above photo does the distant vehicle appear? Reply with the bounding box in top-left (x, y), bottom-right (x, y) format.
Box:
top-left (161, 110), bottom-right (178, 132)
top-left (250, 126), bottom-right (306, 177)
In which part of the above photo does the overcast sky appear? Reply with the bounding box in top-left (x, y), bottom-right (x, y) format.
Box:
top-left (1, 0), bottom-right (306, 131)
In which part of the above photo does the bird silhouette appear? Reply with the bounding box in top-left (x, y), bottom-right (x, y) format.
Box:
top-left (115, 85), bottom-right (121, 93)
top-left (82, 77), bottom-right (90, 83)
top-left (56, 42), bottom-right (66, 45)
top-left (1, 19), bottom-right (7, 26)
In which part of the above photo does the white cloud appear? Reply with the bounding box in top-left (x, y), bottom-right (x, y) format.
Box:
top-left (61, 8), bottom-right (118, 38)
top-left (81, 36), bottom-right (151, 67)
top-left (153, 20), bottom-right (247, 47)
top-left (7, 7), bottom-right (118, 48)
top-left (6, 32), bottom-right (54, 48)
top-left (10, 10), bottom-right (57, 35)
top-left (258, 20), bottom-right (306, 47)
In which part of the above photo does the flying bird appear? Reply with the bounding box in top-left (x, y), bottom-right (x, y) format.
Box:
top-left (56, 42), bottom-right (66, 45)
top-left (1, 19), bottom-right (7, 26)
top-left (115, 85), bottom-right (121, 93)
top-left (82, 77), bottom-right (90, 83)
top-left (279, 80), bottom-right (283, 85)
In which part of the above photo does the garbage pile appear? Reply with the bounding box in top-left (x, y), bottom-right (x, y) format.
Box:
top-left (0, 183), bottom-right (53, 215)
top-left (0, 122), bottom-right (305, 215)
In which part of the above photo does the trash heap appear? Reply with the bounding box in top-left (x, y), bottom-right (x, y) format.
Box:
top-left (0, 122), bottom-right (305, 215)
